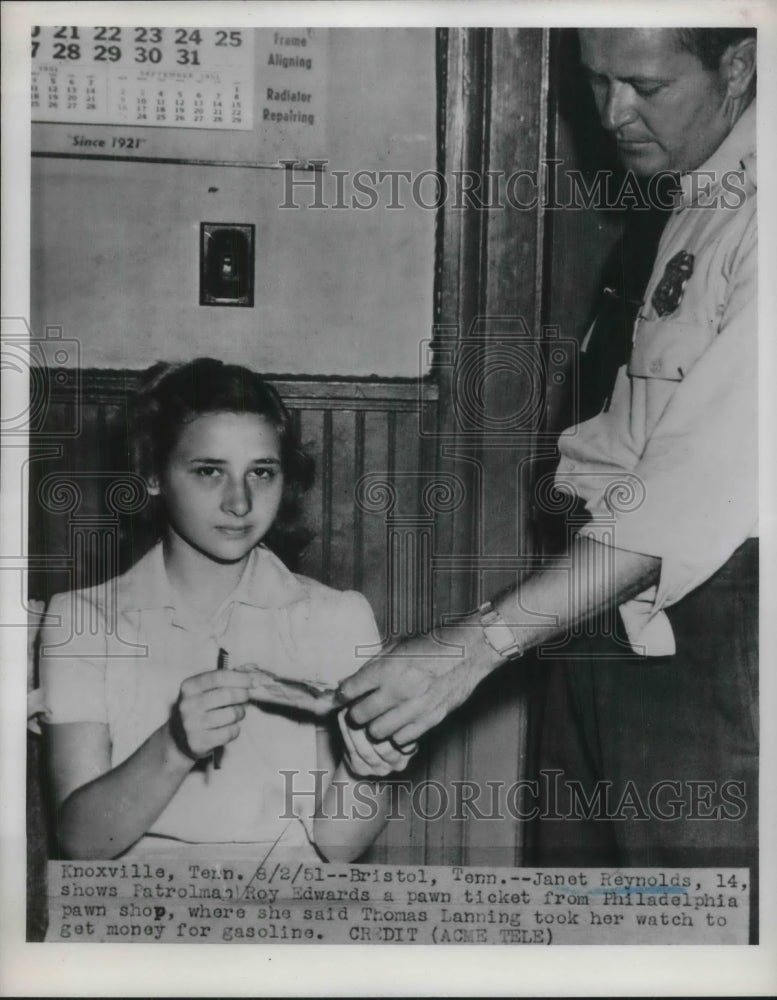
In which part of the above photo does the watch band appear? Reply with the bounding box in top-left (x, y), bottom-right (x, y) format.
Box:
top-left (478, 600), bottom-right (522, 660)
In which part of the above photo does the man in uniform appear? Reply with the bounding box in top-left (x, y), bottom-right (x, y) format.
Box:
top-left (339, 28), bottom-right (758, 935)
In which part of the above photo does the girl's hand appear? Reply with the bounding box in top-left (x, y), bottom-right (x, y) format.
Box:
top-left (337, 708), bottom-right (418, 778)
top-left (169, 669), bottom-right (256, 761)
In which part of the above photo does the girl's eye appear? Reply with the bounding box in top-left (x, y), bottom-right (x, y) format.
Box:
top-left (249, 467), bottom-right (278, 481)
top-left (194, 466), bottom-right (221, 478)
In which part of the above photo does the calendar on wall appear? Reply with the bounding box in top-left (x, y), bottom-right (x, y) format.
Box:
top-left (32, 26), bottom-right (327, 165)
top-left (32, 26), bottom-right (254, 129)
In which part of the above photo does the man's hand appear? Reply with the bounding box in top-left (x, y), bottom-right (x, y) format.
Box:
top-left (337, 710), bottom-right (417, 777)
top-left (337, 623), bottom-right (498, 745)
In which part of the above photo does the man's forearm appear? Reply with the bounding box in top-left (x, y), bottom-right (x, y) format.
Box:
top-left (490, 534), bottom-right (661, 664)
top-left (433, 535), bottom-right (662, 693)
top-left (340, 535), bottom-right (662, 744)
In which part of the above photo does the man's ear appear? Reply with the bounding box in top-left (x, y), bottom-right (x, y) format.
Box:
top-left (722, 36), bottom-right (756, 100)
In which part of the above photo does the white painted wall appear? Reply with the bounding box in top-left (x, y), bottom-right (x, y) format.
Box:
top-left (31, 29), bottom-right (436, 376)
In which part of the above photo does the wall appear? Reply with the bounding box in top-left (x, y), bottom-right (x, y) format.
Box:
top-left (30, 29), bottom-right (436, 376)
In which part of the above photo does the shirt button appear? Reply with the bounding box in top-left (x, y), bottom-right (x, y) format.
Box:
top-left (650, 360), bottom-right (662, 374)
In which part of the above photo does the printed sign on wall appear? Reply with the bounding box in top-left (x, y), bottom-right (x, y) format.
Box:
top-left (32, 26), bottom-right (327, 165)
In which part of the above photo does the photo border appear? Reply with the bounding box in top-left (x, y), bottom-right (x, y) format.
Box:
top-left (2, 1), bottom-right (776, 995)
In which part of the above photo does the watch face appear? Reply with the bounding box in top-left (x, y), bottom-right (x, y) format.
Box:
top-left (484, 623), bottom-right (517, 655)
top-left (480, 603), bottom-right (520, 657)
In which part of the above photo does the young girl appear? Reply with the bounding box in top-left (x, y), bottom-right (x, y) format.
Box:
top-left (40, 358), bottom-right (414, 862)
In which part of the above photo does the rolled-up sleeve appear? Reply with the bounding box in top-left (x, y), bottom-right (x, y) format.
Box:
top-left (580, 224), bottom-right (757, 614)
top-left (39, 591), bottom-right (108, 724)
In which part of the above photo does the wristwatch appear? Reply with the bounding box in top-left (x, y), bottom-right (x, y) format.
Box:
top-left (478, 600), bottom-right (522, 660)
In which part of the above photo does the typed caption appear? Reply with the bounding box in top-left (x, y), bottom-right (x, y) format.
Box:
top-left (45, 862), bottom-right (749, 944)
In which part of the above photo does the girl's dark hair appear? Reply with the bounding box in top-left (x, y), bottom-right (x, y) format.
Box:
top-left (131, 358), bottom-right (315, 566)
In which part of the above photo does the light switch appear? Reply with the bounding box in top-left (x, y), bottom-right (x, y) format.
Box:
top-left (200, 223), bottom-right (255, 306)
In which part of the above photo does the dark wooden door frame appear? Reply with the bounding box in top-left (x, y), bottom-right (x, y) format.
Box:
top-left (426, 27), bottom-right (552, 865)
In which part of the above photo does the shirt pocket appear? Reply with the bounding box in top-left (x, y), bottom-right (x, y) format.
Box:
top-left (628, 319), bottom-right (713, 382)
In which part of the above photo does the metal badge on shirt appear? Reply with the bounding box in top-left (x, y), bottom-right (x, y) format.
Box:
top-left (651, 251), bottom-right (695, 317)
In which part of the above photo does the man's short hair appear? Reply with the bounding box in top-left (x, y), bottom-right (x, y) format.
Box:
top-left (676, 28), bottom-right (756, 70)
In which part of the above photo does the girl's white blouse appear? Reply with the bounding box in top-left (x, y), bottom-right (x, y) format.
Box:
top-left (40, 543), bottom-right (381, 858)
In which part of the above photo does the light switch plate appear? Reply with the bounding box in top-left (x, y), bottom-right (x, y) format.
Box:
top-left (200, 222), bottom-right (255, 306)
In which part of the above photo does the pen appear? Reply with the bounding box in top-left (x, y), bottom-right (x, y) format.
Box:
top-left (213, 647), bottom-right (229, 770)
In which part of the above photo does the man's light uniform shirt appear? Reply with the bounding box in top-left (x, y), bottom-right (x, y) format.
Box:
top-left (556, 102), bottom-right (757, 654)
